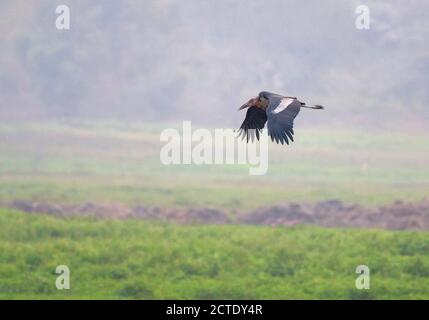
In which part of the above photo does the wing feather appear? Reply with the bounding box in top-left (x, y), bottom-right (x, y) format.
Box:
top-left (263, 92), bottom-right (301, 145)
top-left (238, 106), bottom-right (267, 142)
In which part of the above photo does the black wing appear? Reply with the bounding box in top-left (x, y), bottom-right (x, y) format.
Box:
top-left (265, 95), bottom-right (301, 145)
top-left (238, 106), bottom-right (267, 142)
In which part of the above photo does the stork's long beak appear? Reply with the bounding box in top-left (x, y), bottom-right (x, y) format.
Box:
top-left (238, 103), bottom-right (249, 110)
top-left (238, 98), bottom-right (255, 110)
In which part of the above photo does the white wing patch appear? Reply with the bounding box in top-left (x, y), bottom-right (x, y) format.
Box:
top-left (272, 98), bottom-right (295, 114)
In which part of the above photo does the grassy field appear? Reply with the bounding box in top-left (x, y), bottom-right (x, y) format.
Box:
top-left (0, 122), bottom-right (428, 210)
top-left (0, 122), bottom-right (428, 299)
top-left (1, 209), bottom-right (429, 299)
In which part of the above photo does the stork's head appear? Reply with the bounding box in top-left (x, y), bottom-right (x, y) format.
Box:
top-left (238, 97), bottom-right (259, 110)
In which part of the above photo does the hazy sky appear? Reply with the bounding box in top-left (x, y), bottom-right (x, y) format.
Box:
top-left (1, 1), bottom-right (428, 129)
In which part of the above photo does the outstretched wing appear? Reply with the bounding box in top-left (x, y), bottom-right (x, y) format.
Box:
top-left (265, 93), bottom-right (301, 145)
top-left (238, 106), bottom-right (267, 142)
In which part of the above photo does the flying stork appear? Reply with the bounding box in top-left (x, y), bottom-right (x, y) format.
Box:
top-left (238, 91), bottom-right (324, 144)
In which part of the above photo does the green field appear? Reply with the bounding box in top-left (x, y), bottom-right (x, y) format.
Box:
top-left (1, 122), bottom-right (428, 210)
top-left (1, 209), bottom-right (429, 299)
top-left (0, 122), bottom-right (428, 299)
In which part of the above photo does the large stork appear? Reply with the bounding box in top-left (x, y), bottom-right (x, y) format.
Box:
top-left (238, 91), bottom-right (324, 144)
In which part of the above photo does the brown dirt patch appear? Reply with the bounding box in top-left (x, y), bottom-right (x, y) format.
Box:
top-left (239, 199), bottom-right (429, 230)
top-left (4, 199), bottom-right (429, 230)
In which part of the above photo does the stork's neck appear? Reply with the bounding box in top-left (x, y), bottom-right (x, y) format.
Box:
top-left (256, 98), bottom-right (268, 110)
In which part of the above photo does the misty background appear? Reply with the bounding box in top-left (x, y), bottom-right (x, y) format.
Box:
top-left (0, 0), bottom-right (428, 130)
top-left (1, 1), bottom-right (429, 300)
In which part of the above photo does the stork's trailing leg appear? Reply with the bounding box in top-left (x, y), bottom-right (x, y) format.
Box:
top-left (300, 104), bottom-right (324, 110)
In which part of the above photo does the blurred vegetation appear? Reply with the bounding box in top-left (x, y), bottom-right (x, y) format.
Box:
top-left (0, 209), bottom-right (428, 299)
top-left (0, 122), bottom-right (428, 299)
